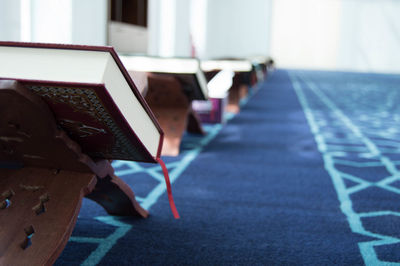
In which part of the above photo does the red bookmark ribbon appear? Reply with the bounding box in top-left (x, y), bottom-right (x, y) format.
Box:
top-left (156, 158), bottom-right (180, 219)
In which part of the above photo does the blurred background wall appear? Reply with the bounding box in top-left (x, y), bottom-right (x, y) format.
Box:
top-left (191, 0), bottom-right (272, 59)
top-left (0, 0), bottom-right (107, 45)
top-left (0, 0), bottom-right (399, 73)
top-left (271, 0), bottom-right (400, 73)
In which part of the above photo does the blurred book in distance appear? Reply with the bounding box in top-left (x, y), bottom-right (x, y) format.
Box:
top-left (119, 55), bottom-right (208, 101)
top-left (192, 69), bottom-right (234, 124)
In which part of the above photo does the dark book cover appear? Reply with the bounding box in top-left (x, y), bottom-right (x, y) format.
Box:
top-left (0, 42), bottom-right (164, 163)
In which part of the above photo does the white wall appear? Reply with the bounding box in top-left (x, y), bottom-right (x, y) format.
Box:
top-left (270, 0), bottom-right (400, 73)
top-left (0, 0), bottom-right (107, 46)
top-left (270, 0), bottom-right (341, 70)
top-left (4, 0), bottom-right (399, 73)
top-left (148, 0), bottom-right (192, 57)
top-left (190, 0), bottom-right (207, 57)
top-left (192, 0), bottom-right (272, 59)
top-left (71, 0), bottom-right (107, 45)
top-left (30, 0), bottom-right (73, 43)
top-left (31, 0), bottom-right (107, 45)
top-left (149, 0), bottom-right (272, 59)
top-left (147, 0), bottom-right (161, 55)
top-left (337, 0), bottom-right (400, 73)
top-left (0, 0), bottom-right (22, 42)
top-left (174, 0), bottom-right (192, 57)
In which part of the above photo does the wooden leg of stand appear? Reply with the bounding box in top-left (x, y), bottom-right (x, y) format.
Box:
top-left (86, 173), bottom-right (148, 217)
top-left (239, 84), bottom-right (249, 100)
top-left (152, 107), bottom-right (189, 156)
top-left (226, 85), bottom-right (241, 114)
top-left (187, 108), bottom-right (206, 135)
top-left (0, 167), bottom-right (95, 266)
top-left (226, 72), bottom-right (251, 114)
top-left (0, 80), bottom-right (149, 265)
top-left (145, 74), bottom-right (192, 156)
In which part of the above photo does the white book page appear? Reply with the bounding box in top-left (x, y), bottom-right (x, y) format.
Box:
top-left (207, 69), bottom-right (234, 98)
top-left (120, 55), bottom-right (199, 74)
top-left (195, 69), bottom-right (209, 99)
top-left (0, 46), bottom-right (108, 83)
top-left (201, 60), bottom-right (252, 72)
top-left (103, 55), bottom-right (160, 157)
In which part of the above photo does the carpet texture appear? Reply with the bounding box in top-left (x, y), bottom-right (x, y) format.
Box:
top-left (55, 70), bottom-right (400, 265)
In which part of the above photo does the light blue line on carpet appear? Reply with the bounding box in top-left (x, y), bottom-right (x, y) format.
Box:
top-left (68, 81), bottom-right (263, 265)
top-left (289, 71), bottom-right (400, 266)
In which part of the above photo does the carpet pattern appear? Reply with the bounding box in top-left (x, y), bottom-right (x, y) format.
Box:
top-left (290, 71), bottom-right (400, 265)
top-left (55, 70), bottom-right (400, 265)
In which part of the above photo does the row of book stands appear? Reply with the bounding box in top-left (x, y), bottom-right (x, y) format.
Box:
top-left (0, 41), bottom-right (272, 265)
top-left (119, 55), bottom-right (269, 156)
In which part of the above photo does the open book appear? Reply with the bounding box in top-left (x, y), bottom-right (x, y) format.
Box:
top-left (0, 42), bottom-right (163, 163)
top-left (119, 55), bottom-right (208, 100)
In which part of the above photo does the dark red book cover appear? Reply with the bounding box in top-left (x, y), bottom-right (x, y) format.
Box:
top-left (0, 42), bottom-right (164, 163)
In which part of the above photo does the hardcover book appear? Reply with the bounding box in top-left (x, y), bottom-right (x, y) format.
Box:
top-left (200, 59), bottom-right (254, 114)
top-left (192, 98), bottom-right (227, 124)
top-left (192, 69), bottom-right (233, 124)
top-left (201, 59), bottom-right (253, 73)
top-left (119, 55), bottom-right (208, 101)
top-left (0, 42), bottom-right (163, 163)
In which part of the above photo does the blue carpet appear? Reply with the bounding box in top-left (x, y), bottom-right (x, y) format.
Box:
top-left (56, 70), bottom-right (400, 265)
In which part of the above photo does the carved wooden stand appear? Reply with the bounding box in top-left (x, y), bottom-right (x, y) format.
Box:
top-left (144, 74), bottom-right (204, 156)
top-left (0, 80), bottom-right (147, 265)
top-left (203, 70), bottom-right (250, 114)
top-left (226, 72), bottom-right (249, 114)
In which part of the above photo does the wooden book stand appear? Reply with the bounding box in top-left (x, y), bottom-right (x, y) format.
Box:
top-left (0, 80), bottom-right (147, 265)
top-left (227, 72), bottom-right (251, 114)
top-left (144, 74), bottom-right (204, 156)
top-left (203, 70), bottom-right (248, 114)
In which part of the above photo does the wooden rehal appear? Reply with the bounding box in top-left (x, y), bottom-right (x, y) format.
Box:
top-left (0, 80), bottom-right (147, 265)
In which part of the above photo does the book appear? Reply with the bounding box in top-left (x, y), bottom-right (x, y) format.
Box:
top-left (119, 55), bottom-right (208, 100)
top-left (192, 98), bottom-right (227, 124)
top-left (247, 55), bottom-right (270, 65)
top-left (0, 41), bottom-right (163, 163)
top-left (201, 59), bottom-right (253, 73)
top-left (192, 69), bottom-right (233, 124)
top-left (201, 59), bottom-right (254, 114)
